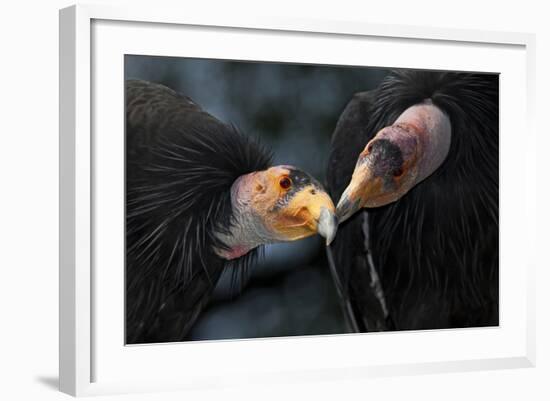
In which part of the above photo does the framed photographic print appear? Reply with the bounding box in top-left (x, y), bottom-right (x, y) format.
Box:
top-left (59, 4), bottom-right (536, 396)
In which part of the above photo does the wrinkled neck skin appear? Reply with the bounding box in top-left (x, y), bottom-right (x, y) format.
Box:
top-left (214, 173), bottom-right (273, 260)
top-left (394, 100), bottom-right (451, 183)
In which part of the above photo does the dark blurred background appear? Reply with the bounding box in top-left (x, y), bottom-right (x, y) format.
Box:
top-left (125, 55), bottom-right (389, 341)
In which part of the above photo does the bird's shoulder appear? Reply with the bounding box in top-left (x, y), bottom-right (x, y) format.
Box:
top-left (126, 79), bottom-right (202, 114)
top-left (126, 79), bottom-right (223, 147)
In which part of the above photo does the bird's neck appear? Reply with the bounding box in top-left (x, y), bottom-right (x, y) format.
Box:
top-left (213, 174), bottom-right (272, 260)
top-left (214, 213), bottom-right (270, 260)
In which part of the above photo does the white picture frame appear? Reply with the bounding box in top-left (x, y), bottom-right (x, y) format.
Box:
top-left (59, 3), bottom-right (536, 397)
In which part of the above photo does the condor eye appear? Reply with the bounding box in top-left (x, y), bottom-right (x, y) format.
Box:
top-left (393, 167), bottom-right (404, 177)
top-left (279, 177), bottom-right (292, 189)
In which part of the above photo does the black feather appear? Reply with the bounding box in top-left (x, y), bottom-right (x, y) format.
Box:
top-left (328, 70), bottom-right (498, 330)
top-left (126, 79), bottom-right (272, 343)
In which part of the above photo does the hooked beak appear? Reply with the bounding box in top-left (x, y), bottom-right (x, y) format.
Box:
top-left (336, 136), bottom-right (415, 223)
top-left (272, 184), bottom-right (338, 244)
top-left (317, 207), bottom-right (338, 245)
top-left (336, 188), bottom-right (362, 223)
top-left (336, 164), bottom-right (384, 223)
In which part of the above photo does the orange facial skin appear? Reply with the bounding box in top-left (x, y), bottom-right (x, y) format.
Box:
top-left (215, 166), bottom-right (337, 260)
top-left (246, 166), bottom-right (336, 242)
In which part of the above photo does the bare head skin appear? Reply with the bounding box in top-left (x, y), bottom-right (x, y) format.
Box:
top-left (337, 100), bottom-right (451, 222)
top-left (215, 165), bottom-right (337, 259)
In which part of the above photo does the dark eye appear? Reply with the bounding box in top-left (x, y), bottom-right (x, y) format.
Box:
top-left (393, 167), bottom-right (404, 177)
top-left (367, 143), bottom-right (374, 153)
top-left (279, 177), bottom-right (292, 189)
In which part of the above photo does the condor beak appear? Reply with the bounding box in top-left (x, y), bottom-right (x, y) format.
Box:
top-left (317, 207), bottom-right (338, 245)
top-left (336, 163), bottom-right (382, 223)
top-left (277, 185), bottom-right (338, 245)
top-left (302, 190), bottom-right (338, 245)
top-left (336, 189), bottom-right (362, 224)
top-left (336, 138), bottom-right (412, 223)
